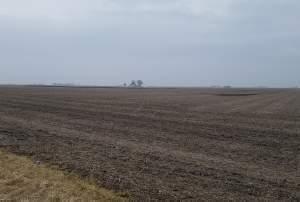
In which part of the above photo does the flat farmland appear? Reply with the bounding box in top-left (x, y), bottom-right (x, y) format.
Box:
top-left (0, 86), bottom-right (299, 201)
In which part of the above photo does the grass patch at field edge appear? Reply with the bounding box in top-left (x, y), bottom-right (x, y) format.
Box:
top-left (0, 149), bottom-right (126, 201)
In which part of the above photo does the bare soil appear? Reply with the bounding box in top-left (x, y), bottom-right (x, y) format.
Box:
top-left (0, 86), bottom-right (299, 201)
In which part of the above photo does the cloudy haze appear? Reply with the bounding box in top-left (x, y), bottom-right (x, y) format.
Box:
top-left (0, 0), bottom-right (299, 87)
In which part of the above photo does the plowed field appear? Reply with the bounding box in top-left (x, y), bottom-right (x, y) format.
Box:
top-left (0, 86), bottom-right (299, 200)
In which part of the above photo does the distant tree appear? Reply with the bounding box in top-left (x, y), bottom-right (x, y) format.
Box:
top-left (130, 80), bottom-right (137, 87)
top-left (137, 80), bottom-right (144, 87)
top-left (123, 83), bottom-right (127, 87)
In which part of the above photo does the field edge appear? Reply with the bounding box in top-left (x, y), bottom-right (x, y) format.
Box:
top-left (0, 149), bottom-right (127, 201)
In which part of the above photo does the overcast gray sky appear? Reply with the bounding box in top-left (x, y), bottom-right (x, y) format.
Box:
top-left (0, 0), bottom-right (299, 87)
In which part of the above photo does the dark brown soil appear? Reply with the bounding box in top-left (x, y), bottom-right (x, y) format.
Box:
top-left (216, 93), bottom-right (258, 96)
top-left (0, 86), bottom-right (299, 201)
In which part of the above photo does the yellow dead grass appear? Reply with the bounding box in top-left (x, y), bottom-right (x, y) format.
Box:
top-left (0, 150), bottom-right (126, 201)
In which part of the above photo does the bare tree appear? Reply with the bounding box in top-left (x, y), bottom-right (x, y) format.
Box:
top-left (130, 80), bottom-right (137, 87)
top-left (137, 80), bottom-right (144, 87)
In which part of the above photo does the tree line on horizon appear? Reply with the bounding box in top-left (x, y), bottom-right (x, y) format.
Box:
top-left (124, 80), bottom-right (144, 88)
